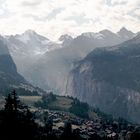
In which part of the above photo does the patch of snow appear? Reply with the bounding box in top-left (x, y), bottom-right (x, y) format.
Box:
top-left (82, 32), bottom-right (96, 38)
top-left (41, 40), bottom-right (50, 45)
top-left (82, 32), bottom-right (104, 39)
top-left (16, 34), bottom-right (30, 44)
top-left (94, 33), bottom-right (104, 39)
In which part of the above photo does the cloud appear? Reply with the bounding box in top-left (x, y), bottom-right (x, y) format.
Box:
top-left (111, 0), bottom-right (128, 5)
top-left (64, 13), bottom-right (92, 25)
top-left (21, 0), bottom-right (42, 7)
top-left (0, 0), bottom-right (139, 40)
top-left (134, 9), bottom-right (140, 17)
top-left (47, 8), bottom-right (65, 20)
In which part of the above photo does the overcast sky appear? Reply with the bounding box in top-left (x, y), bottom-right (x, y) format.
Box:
top-left (0, 0), bottom-right (140, 40)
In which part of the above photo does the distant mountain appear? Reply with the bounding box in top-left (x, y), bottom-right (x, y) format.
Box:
top-left (2, 28), bottom-right (136, 95)
top-left (59, 34), bottom-right (73, 47)
top-left (0, 37), bottom-right (46, 95)
top-left (66, 34), bottom-right (140, 123)
top-left (5, 30), bottom-right (62, 77)
top-left (78, 28), bottom-right (135, 49)
top-left (117, 27), bottom-right (135, 41)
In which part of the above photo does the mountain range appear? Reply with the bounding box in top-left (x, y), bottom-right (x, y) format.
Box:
top-left (3, 27), bottom-right (136, 94)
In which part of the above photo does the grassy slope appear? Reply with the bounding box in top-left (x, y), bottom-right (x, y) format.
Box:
top-left (48, 96), bottom-right (73, 110)
top-left (20, 95), bottom-right (98, 119)
top-left (0, 95), bottom-right (98, 119)
top-left (19, 96), bottom-right (42, 106)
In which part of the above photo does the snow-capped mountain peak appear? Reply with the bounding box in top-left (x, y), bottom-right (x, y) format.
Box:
top-left (99, 29), bottom-right (115, 36)
top-left (81, 30), bottom-right (116, 40)
top-left (14, 30), bottom-right (49, 44)
top-left (118, 27), bottom-right (131, 33)
top-left (24, 29), bottom-right (36, 35)
top-left (59, 34), bottom-right (73, 42)
top-left (58, 34), bottom-right (73, 46)
top-left (117, 27), bottom-right (135, 40)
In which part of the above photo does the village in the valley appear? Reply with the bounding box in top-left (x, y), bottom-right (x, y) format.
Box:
top-left (34, 109), bottom-right (140, 140)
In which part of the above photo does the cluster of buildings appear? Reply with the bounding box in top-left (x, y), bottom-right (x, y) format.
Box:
top-left (35, 109), bottom-right (140, 140)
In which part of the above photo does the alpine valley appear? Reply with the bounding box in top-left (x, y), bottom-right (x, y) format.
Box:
top-left (1, 27), bottom-right (140, 123)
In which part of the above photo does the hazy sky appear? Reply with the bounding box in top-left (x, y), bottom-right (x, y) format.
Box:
top-left (0, 0), bottom-right (140, 40)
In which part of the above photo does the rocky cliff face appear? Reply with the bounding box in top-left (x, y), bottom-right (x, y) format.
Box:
top-left (66, 34), bottom-right (140, 123)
